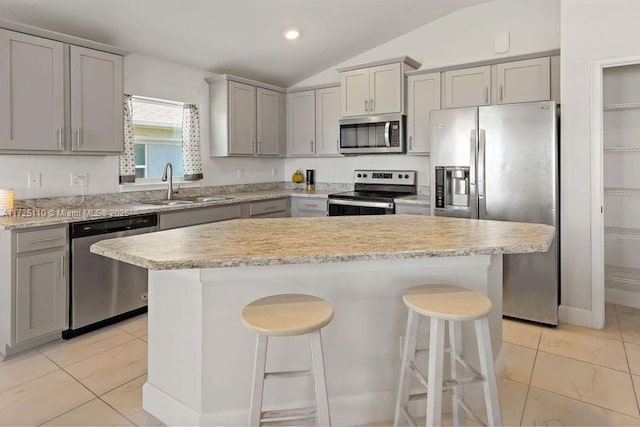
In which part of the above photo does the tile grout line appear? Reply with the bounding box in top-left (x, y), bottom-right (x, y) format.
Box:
top-left (623, 340), bottom-right (640, 418)
top-left (517, 328), bottom-right (541, 426)
top-left (526, 384), bottom-right (640, 421)
top-left (36, 333), bottom-right (139, 371)
top-left (98, 372), bottom-right (150, 426)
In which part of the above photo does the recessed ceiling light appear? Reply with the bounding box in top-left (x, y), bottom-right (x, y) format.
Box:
top-left (284, 29), bottom-right (300, 40)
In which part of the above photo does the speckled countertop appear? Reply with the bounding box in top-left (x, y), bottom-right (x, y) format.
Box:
top-left (90, 215), bottom-right (554, 270)
top-left (0, 189), bottom-right (429, 231)
top-left (0, 190), bottom-right (331, 230)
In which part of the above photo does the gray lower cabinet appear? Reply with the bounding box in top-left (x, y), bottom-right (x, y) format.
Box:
top-left (15, 250), bottom-right (67, 343)
top-left (291, 197), bottom-right (327, 217)
top-left (395, 203), bottom-right (430, 216)
top-left (246, 198), bottom-right (290, 218)
top-left (11, 226), bottom-right (68, 349)
top-left (159, 204), bottom-right (242, 230)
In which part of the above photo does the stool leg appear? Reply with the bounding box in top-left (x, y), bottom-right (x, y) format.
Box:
top-left (426, 318), bottom-right (445, 427)
top-left (394, 309), bottom-right (420, 426)
top-left (310, 330), bottom-right (331, 426)
top-left (448, 320), bottom-right (464, 427)
top-left (249, 334), bottom-right (268, 426)
top-left (474, 318), bottom-right (502, 427)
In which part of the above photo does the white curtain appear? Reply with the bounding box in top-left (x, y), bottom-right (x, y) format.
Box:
top-left (119, 94), bottom-right (136, 183)
top-left (182, 104), bottom-right (203, 181)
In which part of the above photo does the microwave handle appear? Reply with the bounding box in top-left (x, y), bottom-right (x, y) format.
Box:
top-left (384, 122), bottom-right (391, 147)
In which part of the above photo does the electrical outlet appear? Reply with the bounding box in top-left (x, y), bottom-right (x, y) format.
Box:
top-left (237, 168), bottom-right (244, 179)
top-left (27, 172), bottom-right (41, 189)
top-left (71, 173), bottom-right (88, 187)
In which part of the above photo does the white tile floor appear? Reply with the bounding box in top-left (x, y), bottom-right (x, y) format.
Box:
top-left (1, 305), bottom-right (640, 426)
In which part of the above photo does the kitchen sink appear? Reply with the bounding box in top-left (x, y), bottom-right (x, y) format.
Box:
top-left (145, 199), bottom-right (195, 206)
top-left (142, 196), bottom-right (231, 206)
top-left (176, 196), bottom-right (230, 203)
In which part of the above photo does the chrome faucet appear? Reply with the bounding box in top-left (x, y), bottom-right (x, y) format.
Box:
top-left (161, 162), bottom-right (175, 200)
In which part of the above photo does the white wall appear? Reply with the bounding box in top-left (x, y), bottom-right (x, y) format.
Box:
top-left (560, 0), bottom-right (640, 325)
top-left (284, 0), bottom-right (560, 188)
top-left (0, 53), bottom-right (281, 199)
top-left (291, 0), bottom-right (560, 89)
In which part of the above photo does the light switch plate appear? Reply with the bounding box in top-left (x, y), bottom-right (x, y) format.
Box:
top-left (494, 31), bottom-right (510, 54)
top-left (27, 172), bottom-right (41, 188)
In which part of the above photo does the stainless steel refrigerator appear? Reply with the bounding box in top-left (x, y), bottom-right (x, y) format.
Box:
top-left (430, 101), bottom-right (559, 325)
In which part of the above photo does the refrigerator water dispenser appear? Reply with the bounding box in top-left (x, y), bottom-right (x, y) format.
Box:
top-left (435, 166), bottom-right (470, 210)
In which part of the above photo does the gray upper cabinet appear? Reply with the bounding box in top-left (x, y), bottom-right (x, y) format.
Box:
top-left (0, 29), bottom-right (65, 152)
top-left (208, 75), bottom-right (285, 157)
top-left (368, 63), bottom-right (402, 115)
top-left (406, 72), bottom-right (441, 155)
top-left (339, 58), bottom-right (419, 118)
top-left (0, 28), bottom-right (123, 155)
top-left (229, 81), bottom-right (257, 155)
top-left (287, 90), bottom-right (316, 156)
top-left (70, 46), bottom-right (124, 153)
top-left (315, 86), bottom-right (341, 156)
top-left (495, 57), bottom-right (550, 104)
top-left (340, 68), bottom-right (370, 117)
top-left (443, 65), bottom-right (491, 109)
top-left (256, 88), bottom-right (281, 156)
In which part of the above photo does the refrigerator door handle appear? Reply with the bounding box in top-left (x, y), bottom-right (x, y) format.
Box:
top-left (478, 129), bottom-right (487, 219)
top-left (469, 129), bottom-right (478, 219)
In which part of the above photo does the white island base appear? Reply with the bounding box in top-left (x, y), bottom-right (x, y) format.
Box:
top-left (142, 255), bottom-right (504, 426)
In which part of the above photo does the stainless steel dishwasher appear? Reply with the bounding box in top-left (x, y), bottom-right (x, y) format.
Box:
top-left (65, 214), bottom-right (158, 338)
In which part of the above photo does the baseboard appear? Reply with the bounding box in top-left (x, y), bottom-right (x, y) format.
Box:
top-left (558, 304), bottom-right (593, 327)
top-left (144, 382), bottom-right (396, 426)
top-left (606, 288), bottom-right (640, 309)
top-left (143, 382), bottom-right (200, 426)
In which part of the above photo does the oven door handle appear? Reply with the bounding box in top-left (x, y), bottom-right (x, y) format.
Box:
top-left (329, 198), bottom-right (394, 209)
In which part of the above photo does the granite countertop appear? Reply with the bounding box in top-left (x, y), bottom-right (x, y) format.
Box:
top-left (0, 190), bottom-right (333, 230)
top-left (90, 215), bottom-right (555, 270)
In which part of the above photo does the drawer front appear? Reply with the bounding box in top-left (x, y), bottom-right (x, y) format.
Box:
top-left (251, 211), bottom-right (289, 219)
top-left (395, 204), bottom-right (430, 216)
top-left (16, 227), bottom-right (67, 253)
top-left (249, 198), bottom-right (288, 216)
top-left (292, 198), bottom-right (327, 213)
top-left (160, 204), bottom-right (241, 230)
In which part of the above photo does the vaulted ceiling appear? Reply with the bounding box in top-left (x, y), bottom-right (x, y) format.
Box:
top-left (0, 0), bottom-right (491, 86)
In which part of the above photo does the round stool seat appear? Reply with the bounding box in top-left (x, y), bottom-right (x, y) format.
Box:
top-left (242, 294), bottom-right (334, 336)
top-left (402, 284), bottom-right (492, 321)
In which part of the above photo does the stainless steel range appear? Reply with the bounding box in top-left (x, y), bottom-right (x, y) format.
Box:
top-left (328, 170), bottom-right (417, 216)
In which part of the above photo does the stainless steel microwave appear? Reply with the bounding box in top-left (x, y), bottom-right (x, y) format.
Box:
top-left (339, 114), bottom-right (405, 154)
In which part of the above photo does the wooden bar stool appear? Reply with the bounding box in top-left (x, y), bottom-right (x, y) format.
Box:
top-left (394, 284), bottom-right (502, 427)
top-left (242, 294), bottom-right (334, 426)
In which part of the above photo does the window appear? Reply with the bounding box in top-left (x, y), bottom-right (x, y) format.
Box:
top-left (132, 97), bottom-right (185, 181)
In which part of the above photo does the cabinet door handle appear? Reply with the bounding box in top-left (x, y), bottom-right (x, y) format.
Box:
top-left (75, 128), bottom-right (82, 149)
top-left (409, 135), bottom-right (413, 150)
top-left (370, 98), bottom-right (375, 111)
top-left (364, 98), bottom-right (369, 112)
top-left (484, 87), bottom-right (489, 104)
top-left (310, 140), bottom-right (314, 153)
top-left (58, 126), bottom-right (63, 150)
top-left (258, 141), bottom-right (262, 154)
top-left (499, 85), bottom-right (503, 102)
top-left (60, 256), bottom-right (65, 279)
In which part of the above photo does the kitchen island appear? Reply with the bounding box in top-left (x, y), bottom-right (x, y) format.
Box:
top-left (91, 215), bottom-right (554, 426)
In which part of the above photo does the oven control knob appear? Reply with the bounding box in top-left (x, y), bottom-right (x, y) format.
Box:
top-left (363, 173), bottom-right (368, 178)
top-left (404, 174), bottom-right (410, 179)
top-left (398, 174), bottom-right (402, 179)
